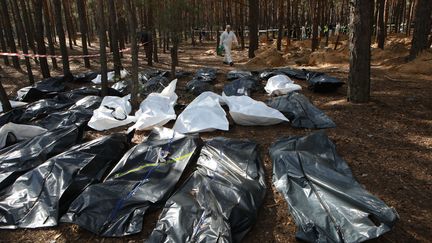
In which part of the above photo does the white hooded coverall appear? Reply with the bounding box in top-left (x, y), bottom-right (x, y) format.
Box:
top-left (220, 31), bottom-right (238, 63)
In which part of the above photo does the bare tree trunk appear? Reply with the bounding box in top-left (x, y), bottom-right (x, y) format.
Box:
top-left (43, 0), bottom-right (58, 69)
top-left (0, 1), bottom-right (20, 69)
top-left (0, 18), bottom-right (10, 65)
top-left (249, 0), bottom-right (259, 58)
top-left (125, 0), bottom-right (139, 110)
top-left (377, 0), bottom-right (386, 49)
top-left (63, 0), bottom-right (75, 50)
top-left (97, 0), bottom-right (108, 97)
top-left (0, 79), bottom-right (12, 112)
top-left (311, 0), bottom-right (319, 51)
top-left (76, 0), bottom-right (90, 68)
top-left (348, 0), bottom-right (373, 103)
top-left (108, 0), bottom-right (123, 76)
top-left (33, 0), bottom-right (50, 77)
top-left (11, 0), bottom-right (34, 84)
top-left (277, 0), bottom-right (284, 51)
top-left (408, 0), bottom-right (432, 60)
top-left (53, 0), bottom-right (70, 76)
top-left (19, 0), bottom-right (36, 54)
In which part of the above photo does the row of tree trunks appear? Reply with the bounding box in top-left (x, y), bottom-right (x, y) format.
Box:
top-left (1, 0), bottom-right (20, 69)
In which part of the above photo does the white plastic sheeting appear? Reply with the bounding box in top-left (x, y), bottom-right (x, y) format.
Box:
top-left (223, 94), bottom-right (289, 126)
top-left (88, 95), bottom-right (136, 131)
top-left (128, 80), bottom-right (178, 132)
top-left (91, 69), bottom-right (129, 84)
top-left (173, 92), bottom-right (229, 134)
top-left (0, 101), bottom-right (28, 113)
top-left (264, 74), bottom-right (302, 96)
top-left (0, 123), bottom-right (47, 149)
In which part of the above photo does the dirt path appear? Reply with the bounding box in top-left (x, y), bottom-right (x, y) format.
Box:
top-left (0, 42), bottom-right (431, 243)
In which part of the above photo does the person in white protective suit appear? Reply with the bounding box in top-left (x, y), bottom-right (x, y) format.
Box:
top-left (220, 25), bottom-right (238, 66)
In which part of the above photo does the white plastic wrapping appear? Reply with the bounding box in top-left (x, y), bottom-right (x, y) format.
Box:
top-left (0, 123), bottom-right (47, 149)
top-left (264, 74), bottom-right (302, 96)
top-left (0, 101), bottom-right (28, 113)
top-left (91, 69), bottom-right (129, 84)
top-left (173, 92), bottom-right (229, 134)
top-left (88, 95), bottom-right (136, 131)
top-left (223, 94), bottom-right (289, 126)
top-left (128, 80), bottom-right (178, 132)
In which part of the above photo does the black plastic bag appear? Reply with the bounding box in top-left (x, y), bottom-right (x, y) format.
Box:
top-left (72, 72), bottom-right (99, 83)
top-left (17, 97), bottom-right (76, 123)
top-left (34, 96), bottom-right (101, 130)
top-left (0, 125), bottom-right (83, 191)
top-left (270, 131), bottom-right (398, 243)
top-left (185, 79), bottom-right (214, 96)
top-left (227, 70), bottom-right (253, 81)
top-left (16, 74), bottom-right (73, 102)
top-left (61, 130), bottom-right (201, 237)
top-left (0, 109), bottom-right (24, 127)
top-left (111, 80), bottom-right (129, 96)
top-left (306, 71), bottom-right (344, 92)
top-left (223, 77), bottom-right (260, 96)
top-left (195, 68), bottom-right (217, 82)
top-left (260, 68), bottom-right (306, 80)
top-left (139, 69), bottom-right (169, 82)
top-left (147, 137), bottom-right (266, 243)
top-left (266, 92), bottom-right (336, 129)
top-left (0, 133), bottom-right (130, 229)
top-left (142, 76), bottom-right (171, 97)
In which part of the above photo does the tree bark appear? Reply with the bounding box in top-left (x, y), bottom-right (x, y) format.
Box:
top-left (0, 0), bottom-right (20, 69)
top-left (248, 0), bottom-right (259, 58)
top-left (0, 18), bottom-right (10, 65)
top-left (76, 0), bottom-right (90, 68)
top-left (348, 0), bottom-right (373, 103)
top-left (108, 0), bottom-right (122, 75)
top-left (0, 79), bottom-right (12, 112)
top-left (311, 0), bottom-right (319, 51)
top-left (408, 0), bottom-right (432, 59)
top-left (19, 0), bottom-right (36, 54)
top-left (11, 0), bottom-right (34, 84)
top-left (63, 0), bottom-right (75, 49)
top-left (376, 0), bottom-right (386, 49)
top-left (43, 0), bottom-right (58, 69)
top-left (97, 0), bottom-right (108, 97)
top-left (33, 0), bottom-right (51, 77)
top-left (125, 0), bottom-right (139, 110)
top-left (276, 0), bottom-right (284, 51)
top-left (53, 0), bottom-right (70, 76)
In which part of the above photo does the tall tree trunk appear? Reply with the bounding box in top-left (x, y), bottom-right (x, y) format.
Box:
top-left (348, 0), bottom-right (373, 103)
top-left (11, 0), bottom-right (34, 84)
top-left (43, 0), bottom-right (58, 69)
top-left (0, 18), bottom-right (10, 65)
top-left (108, 0), bottom-right (122, 75)
top-left (147, 0), bottom-right (154, 66)
top-left (33, 0), bottom-right (51, 77)
top-left (97, 0), bottom-right (108, 97)
top-left (277, 0), bottom-right (284, 51)
top-left (249, 0), bottom-right (259, 58)
top-left (0, 1), bottom-right (20, 69)
top-left (63, 0), bottom-right (75, 50)
top-left (408, 0), bottom-right (432, 60)
top-left (53, 0), bottom-right (70, 76)
top-left (125, 0), bottom-right (139, 110)
top-left (19, 0), bottom-right (36, 54)
top-left (77, 0), bottom-right (90, 68)
top-left (0, 79), bottom-right (12, 112)
top-left (376, 0), bottom-right (386, 49)
top-left (311, 0), bottom-right (319, 51)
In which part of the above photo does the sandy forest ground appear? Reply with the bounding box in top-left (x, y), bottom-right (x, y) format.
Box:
top-left (0, 34), bottom-right (431, 243)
